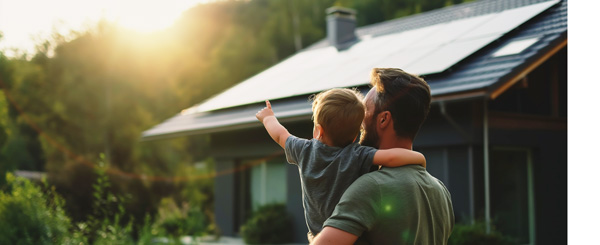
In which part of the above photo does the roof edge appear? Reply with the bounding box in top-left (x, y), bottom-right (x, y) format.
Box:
top-left (140, 111), bottom-right (313, 141)
top-left (489, 34), bottom-right (567, 100)
top-left (432, 89), bottom-right (487, 103)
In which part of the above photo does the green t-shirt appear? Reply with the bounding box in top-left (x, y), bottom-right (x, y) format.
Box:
top-left (323, 165), bottom-right (454, 244)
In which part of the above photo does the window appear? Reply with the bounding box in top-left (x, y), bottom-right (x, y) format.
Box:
top-left (250, 159), bottom-right (287, 211)
top-left (234, 157), bottom-right (288, 233)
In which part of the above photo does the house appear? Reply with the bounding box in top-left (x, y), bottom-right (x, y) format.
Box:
top-left (142, 0), bottom-right (567, 243)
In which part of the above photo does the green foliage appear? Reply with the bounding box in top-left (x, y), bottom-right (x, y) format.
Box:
top-left (0, 51), bottom-right (15, 185)
top-left (80, 163), bottom-right (135, 244)
top-left (0, 173), bottom-right (73, 244)
top-left (154, 197), bottom-right (210, 238)
top-left (0, 168), bottom-right (215, 244)
top-left (448, 220), bottom-right (516, 245)
top-left (241, 203), bottom-right (293, 244)
top-left (135, 214), bottom-right (161, 245)
top-left (0, 93), bottom-right (9, 186)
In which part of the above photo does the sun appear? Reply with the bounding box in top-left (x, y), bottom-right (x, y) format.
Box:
top-left (101, 0), bottom-right (208, 33)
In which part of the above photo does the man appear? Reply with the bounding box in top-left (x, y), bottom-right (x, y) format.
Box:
top-left (312, 68), bottom-right (455, 244)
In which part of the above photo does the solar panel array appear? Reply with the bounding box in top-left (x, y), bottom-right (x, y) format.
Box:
top-left (187, 0), bottom-right (558, 114)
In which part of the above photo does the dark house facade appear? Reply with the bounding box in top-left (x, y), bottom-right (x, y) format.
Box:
top-left (143, 0), bottom-right (567, 243)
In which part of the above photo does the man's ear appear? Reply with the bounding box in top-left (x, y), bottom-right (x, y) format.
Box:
top-left (377, 111), bottom-right (392, 129)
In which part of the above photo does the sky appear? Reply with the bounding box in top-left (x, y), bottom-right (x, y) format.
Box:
top-left (0, 0), bottom-right (211, 57)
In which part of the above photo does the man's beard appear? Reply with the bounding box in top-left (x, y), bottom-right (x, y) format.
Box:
top-left (360, 117), bottom-right (380, 148)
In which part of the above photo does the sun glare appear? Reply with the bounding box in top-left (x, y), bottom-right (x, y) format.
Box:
top-left (0, 0), bottom-right (212, 56)
top-left (103, 0), bottom-right (202, 33)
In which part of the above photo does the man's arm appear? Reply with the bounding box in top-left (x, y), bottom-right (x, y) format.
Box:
top-left (256, 100), bottom-right (291, 148)
top-left (316, 174), bottom-right (380, 244)
top-left (373, 148), bottom-right (426, 168)
top-left (311, 227), bottom-right (358, 245)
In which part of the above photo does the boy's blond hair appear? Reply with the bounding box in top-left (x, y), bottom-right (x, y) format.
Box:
top-left (311, 88), bottom-right (365, 147)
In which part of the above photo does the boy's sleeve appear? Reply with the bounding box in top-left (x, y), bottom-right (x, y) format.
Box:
top-left (284, 135), bottom-right (309, 166)
top-left (323, 174), bottom-right (380, 236)
top-left (355, 145), bottom-right (378, 174)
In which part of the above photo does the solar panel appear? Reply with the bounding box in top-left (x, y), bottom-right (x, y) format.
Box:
top-left (372, 45), bottom-right (439, 70)
top-left (460, 0), bottom-right (559, 40)
top-left (191, 0), bottom-right (560, 113)
top-left (407, 35), bottom-right (500, 75)
top-left (411, 14), bottom-right (497, 48)
top-left (407, 0), bottom-right (559, 75)
top-left (194, 47), bottom-right (339, 112)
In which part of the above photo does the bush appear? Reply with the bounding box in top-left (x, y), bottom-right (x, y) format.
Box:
top-left (155, 197), bottom-right (209, 238)
top-left (81, 165), bottom-right (135, 244)
top-left (136, 214), bottom-right (160, 244)
top-left (241, 203), bottom-right (293, 244)
top-left (448, 220), bottom-right (516, 245)
top-left (0, 164), bottom-right (212, 244)
top-left (0, 173), bottom-right (74, 244)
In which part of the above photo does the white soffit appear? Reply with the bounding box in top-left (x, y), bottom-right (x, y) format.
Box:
top-left (190, 0), bottom-right (559, 113)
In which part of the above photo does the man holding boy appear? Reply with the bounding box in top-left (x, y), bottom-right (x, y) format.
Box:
top-left (256, 87), bottom-right (426, 243)
top-left (312, 68), bottom-right (455, 244)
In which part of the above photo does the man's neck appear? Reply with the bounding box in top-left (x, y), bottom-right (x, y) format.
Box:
top-left (378, 136), bottom-right (412, 150)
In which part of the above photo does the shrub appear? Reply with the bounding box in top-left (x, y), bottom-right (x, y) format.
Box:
top-left (155, 197), bottom-right (209, 238)
top-left (0, 173), bottom-right (73, 244)
top-left (82, 165), bottom-right (135, 244)
top-left (0, 163), bottom-right (212, 244)
top-left (241, 203), bottom-right (293, 244)
top-left (448, 220), bottom-right (516, 245)
top-left (136, 214), bottom-right (164, 245)
top-left (183, 205), bottom-right (209, 236)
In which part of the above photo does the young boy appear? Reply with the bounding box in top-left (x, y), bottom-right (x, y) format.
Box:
top-left (255, 88), bottom-right (426, 241)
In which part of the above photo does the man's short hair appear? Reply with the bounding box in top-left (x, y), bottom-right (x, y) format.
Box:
top-left (311, 88), bottom-right (365, 147)
top-left (370, 68), bottom-right (431, 140)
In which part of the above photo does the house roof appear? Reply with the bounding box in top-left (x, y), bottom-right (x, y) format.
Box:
top-left (142, 0), bottom-right (567, 141)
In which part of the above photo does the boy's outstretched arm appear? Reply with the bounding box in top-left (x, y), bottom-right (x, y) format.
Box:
top-left (256, 100), bottom-right (291, 149)
top-left (373, 148), bottom-right (427, 168)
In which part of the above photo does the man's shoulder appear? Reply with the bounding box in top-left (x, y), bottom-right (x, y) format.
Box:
top-left (367, 165), bottom-right (423, 179)
top-left (345, 165), bottom-right (415, 190)
top-left (364, 165), bottom-right (448, 190)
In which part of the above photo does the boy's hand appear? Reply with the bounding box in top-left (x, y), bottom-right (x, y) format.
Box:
top-left (255, 100), bottom-right (290, 149)
top-left (256, 100), bottom-right (275, 123)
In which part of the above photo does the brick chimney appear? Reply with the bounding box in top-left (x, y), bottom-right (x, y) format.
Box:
top-left (326, 7), bottom-right (357, 50)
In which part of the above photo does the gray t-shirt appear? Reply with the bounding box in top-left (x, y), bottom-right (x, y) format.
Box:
top-left (324, 165), bottom-right (455, 244)
top-left (285, 135), bottom-right (377, 235)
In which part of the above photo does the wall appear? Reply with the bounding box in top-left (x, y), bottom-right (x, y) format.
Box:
top-left (214, 158), bottom-right (236, 236)
top-left (416, 100), bottom-right (479, 223)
